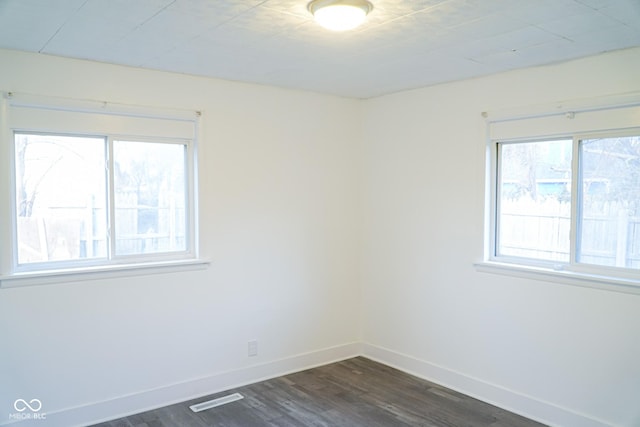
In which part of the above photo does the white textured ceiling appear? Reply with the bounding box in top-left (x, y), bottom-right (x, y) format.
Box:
top-left (0, 0), bottom-right (639, 98)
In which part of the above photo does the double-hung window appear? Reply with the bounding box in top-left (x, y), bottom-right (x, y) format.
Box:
top-left (485, 99), bottom-right (640, 290)
top-left (1, 93), bottom-right (201, 284)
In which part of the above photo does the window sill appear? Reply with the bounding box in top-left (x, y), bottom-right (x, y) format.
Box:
top-left (474, 261), bottom-right (640, 295)
top-left (0, 259), bottom-right (211, 289)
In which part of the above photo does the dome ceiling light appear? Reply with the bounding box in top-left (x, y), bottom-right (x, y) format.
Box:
top-left (307, 0), bottom-right (374, 32)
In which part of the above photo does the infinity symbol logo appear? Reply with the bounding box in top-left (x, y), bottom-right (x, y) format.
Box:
top-left (13, 399), bottom-right (42, 412)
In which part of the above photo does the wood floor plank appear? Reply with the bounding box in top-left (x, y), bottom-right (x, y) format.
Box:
top-left (88, 357), bottom-right (546, 427)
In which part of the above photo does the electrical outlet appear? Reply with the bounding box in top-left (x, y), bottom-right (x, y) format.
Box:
top-left (248, 340), bottom-right (258, 357)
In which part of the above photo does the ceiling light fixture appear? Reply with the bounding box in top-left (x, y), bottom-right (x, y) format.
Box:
top-left (307, 0), bottom-right (373, 32)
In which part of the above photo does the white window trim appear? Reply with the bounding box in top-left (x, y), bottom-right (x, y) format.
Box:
top-left (479, 92), bottom-right (640, 294)
top-left (0, 92), bottom-right (207, 285)
top-left (474, 261), bottom-right (640, 295)
top-left (0, 259), bottom-right (210, 288)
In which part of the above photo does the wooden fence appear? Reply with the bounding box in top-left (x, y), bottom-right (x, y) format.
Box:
top-left (500, 198), bottom-right (640, 268)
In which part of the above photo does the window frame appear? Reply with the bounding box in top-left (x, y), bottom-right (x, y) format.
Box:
top-left (480, 97), bottom-right (640, 294)
top-left (493, 136), bottom-right (574, 268)
top-left (572, 130), bottom-right (640, 280)
top-left (10, 130), bottom-right (110, 271)
top-left (0, 92), bottom-right (206, 287)
top-left (107, 136), bottom-right (194, 263)
top-left (491, 130), bottom-right (640, 280)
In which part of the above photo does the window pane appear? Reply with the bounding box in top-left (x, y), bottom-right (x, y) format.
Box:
top-left (578, 136), bottom-right (640, 269)
top-left (113, 141), bottom-right (187, 256)
top-left (497, 140), bottom-right (572, 262)
top-left (14, 133), bottom-right (107, 265)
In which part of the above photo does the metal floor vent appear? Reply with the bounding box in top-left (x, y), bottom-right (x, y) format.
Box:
top-left (189, 393), bottom-right (244, 413)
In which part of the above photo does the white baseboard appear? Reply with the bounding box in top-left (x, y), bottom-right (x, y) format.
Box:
top-left (2, 342), bottom-right (361, 427)
top-left (4, 342), bottom-right (614, 427)
top-left (361, 343), bottom-right (612, 427)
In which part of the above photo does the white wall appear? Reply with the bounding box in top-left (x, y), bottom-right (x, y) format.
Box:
top-left (361, 47), bottom-right (640, 427)
top-left (0, 49), bottom-right (363, 425)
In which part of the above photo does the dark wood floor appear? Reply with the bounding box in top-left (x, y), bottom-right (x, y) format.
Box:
top-left (90, 357), bottom-right (546, 427)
